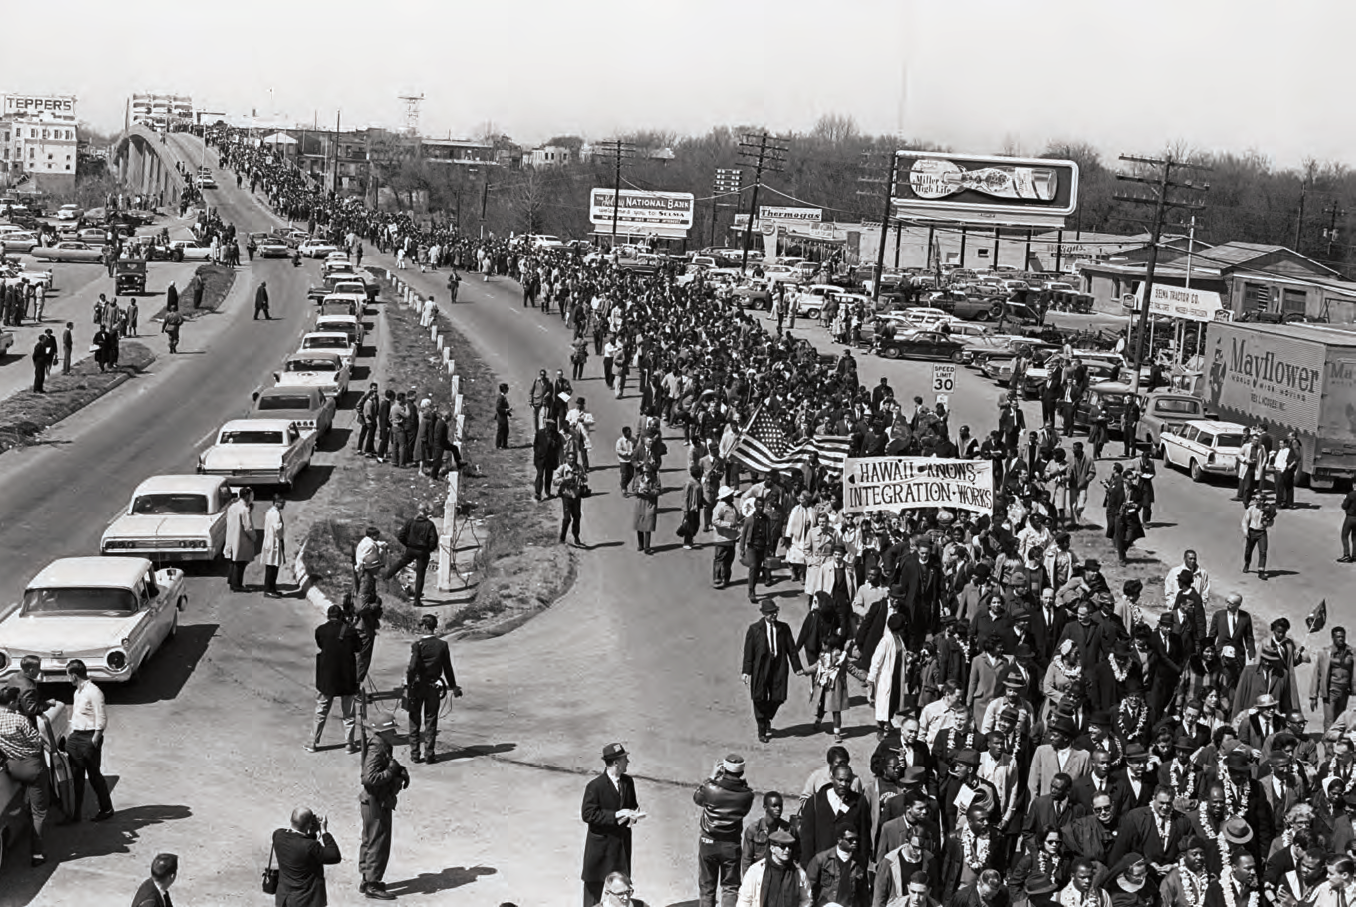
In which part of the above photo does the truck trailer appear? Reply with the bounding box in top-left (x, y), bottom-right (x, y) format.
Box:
top-left (1201, 320), bottom-right (1356, 489)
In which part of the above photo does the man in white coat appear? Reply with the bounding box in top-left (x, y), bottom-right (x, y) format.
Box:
top-left (262, 495), bottom-right (287, 599)
top-left (224, 487), bottom-right (256, 593)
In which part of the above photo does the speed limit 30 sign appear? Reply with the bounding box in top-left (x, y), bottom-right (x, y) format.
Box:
top-left (932, 363), bottom-right (956, 394)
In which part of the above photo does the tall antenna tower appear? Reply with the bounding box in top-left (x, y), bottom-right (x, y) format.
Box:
top-left (398, 93), bottom-right (424, 137)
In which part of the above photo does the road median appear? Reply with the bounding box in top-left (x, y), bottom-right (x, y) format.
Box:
top-left (0, 341), bottom-right (155, 453)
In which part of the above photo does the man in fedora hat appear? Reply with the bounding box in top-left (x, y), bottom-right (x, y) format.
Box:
top-left (710, 485), bottom-right (740, 589)
top-left (1233, 640), bottom-right (1300, 719)
top-left (1029, 719), bottom-right (1091, 800)
top-left (582, 743), bottom-right (643, 907)
top-left (1216, 750), bottom-right (1273, 859)
top-left (937, 750), bottom-right (1000, 838)
top-left (1235, 694), bottom-right (1282, 750)
top-left (742, 599), bottom-right (805, 743)
top-left (735, 827), bottom-right (811, 907)
top-left (359, 717), bottom-right (410, 900)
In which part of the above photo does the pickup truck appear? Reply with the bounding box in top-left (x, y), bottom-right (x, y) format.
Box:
top-left (1136, 391), bottom-right (1206, 457)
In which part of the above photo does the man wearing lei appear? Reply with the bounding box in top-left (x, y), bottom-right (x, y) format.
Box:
top-left (1204, 850), bottom-right (1259, 907)
top-left (1161, 836), bottom-right (1211, 907)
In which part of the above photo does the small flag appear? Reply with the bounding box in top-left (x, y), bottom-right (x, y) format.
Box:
top-left (1306, 599), bottom-right (1327, 633)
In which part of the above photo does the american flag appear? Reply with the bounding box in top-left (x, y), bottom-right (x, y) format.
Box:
top-left (732, 404), bottom-right (851, 476)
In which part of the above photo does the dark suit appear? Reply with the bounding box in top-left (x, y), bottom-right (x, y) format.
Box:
top-left (1108, 805), bottom-right (1188, 870)
top-left (941, 828), bottom-right (1006, 892)
top-left (1114, 768), bottom-right (1156, 812)
top-left (581, 770), bottom-right (639, 902)
top-left (742, 618), bottom-right (804, 736)
top-left (1070, 773), bottom-right (1130, 818)
top-left (895, 556), bottom-right (944, 646)
top-left (1210, 608), bottom-right (1255, 697)
top-left (130, 879), bottom-right (170, 907)
top-left (1021, 794), bottom-right (1086, 851)
top-left (360, 734), bottom-right (405, 888)
top-left (272, 827), bottom-right (341, 907)
top-left (1146, 629), bottom-right (1186, 719)
top-left (312, 617), bottom-right (359, 750)
top-left (406, 634), bottom-right (458, 758)
top-left (1029, 605), bottom-right (1066, 663)
top-left (4, 672), bottom-right (44, 724)
top-left (800, 786), bottom-right (872, 866)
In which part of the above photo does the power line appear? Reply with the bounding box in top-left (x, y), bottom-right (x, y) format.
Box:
top-left (737, 132), bottom-right (788, 271)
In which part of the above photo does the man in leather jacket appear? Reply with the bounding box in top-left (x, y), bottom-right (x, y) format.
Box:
top-left (693, 755), bottom-right (756, 907)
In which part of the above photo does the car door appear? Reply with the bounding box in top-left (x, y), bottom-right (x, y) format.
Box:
top-left (130, 574), bottom-right (164, 671)
top-left (1165, 425), bottom-right (1195, 467)
top-left (206, 483), bottom-right (230, 556)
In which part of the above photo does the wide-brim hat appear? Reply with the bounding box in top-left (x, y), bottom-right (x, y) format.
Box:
top-left (1050, 718), bottom-right (1077, 737)
top-left (1125, 743), bottom-right (1149, 763)
top-left (768, 828), bottom-right (796, 846)
top-left (1225, 748), bottom-right (1253, 771)
top-left (717, 485), bottom-right (735, 500)
top-left (1259, 643), bottom-right (1283, 664)
top-left (1003, 673), bottom-right (1026, 690)
top-left (1025, 874), bottom-right (1059, 897)
top-left (953, 748), bottom-right (980, 767)
top-left (900, 766), bottom-right (929, 786)
top-left (366, 716), bottom-right (398, 734)
top-left (1254, 693), bottom-right (1279, 709)
top-left (1223, 817), bottom-right (1254, 845)
top-left (759, 599), bottom-right (779, 615)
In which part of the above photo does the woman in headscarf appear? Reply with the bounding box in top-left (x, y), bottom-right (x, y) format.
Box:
top-left (1042, 639), bottom-right (1084, 729)
top-left (1100, 853), bottom-right (1152, 907)
top-left (802, 511), bottom-right (837, 596)
top-left (867, 612), bottom-right (909, 740)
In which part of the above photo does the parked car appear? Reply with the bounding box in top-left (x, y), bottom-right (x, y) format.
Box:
top-left (100, 475), bottom-right (233, 561)
top-left (0, 556), bottom-right (187, 684)
top-left (274, 351), bottom-right (351, 398)
top-left (1, 701), bottom-right (68, 860)
top-left (1075, 381), bottom-right (1137, 433)
top-left (1161, 419), bottom-right (1247, 482)
top-left (56, 204), bottom-right (83, 221)
top-left (299, 332), bottom-right (357, 370)
top-left (167, 240), bottom-right (213, 261)
top-left (249, 385), bottom-right (336, 435)
top-left (317, 295), bottom-right (361, 318)
top-left (76, 228), bottom-right (108, 243)
top-left (0, 232), bottom-right (40, 254)
top-left (257, 236), bottom-right (290, 258)
top-left (1137, 391), bottom-right (1207, 457)
top-left (315, 313), bottom-right (364, 348)
top-left (298, 239), bottom-right (339, 258)
top-left (32, 241), bottom-right (104, 263)
top-left (733, 278), bottom-right (773, 309)
top-left (0, 327), bottom-right (13, 357)
top-left (875, 329), bottom-right (966, 362)
top-left (197, 418), bottom-right (318, 488)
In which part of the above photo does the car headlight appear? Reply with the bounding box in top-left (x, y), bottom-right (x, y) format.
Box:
top-left (106, 650), bottom-right (128, 672)
top-left (0, 651), bottom-right (8, 672)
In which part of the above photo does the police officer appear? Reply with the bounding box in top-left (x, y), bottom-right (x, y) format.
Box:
top-left (405, 614), bottom-right (462, 764)
top-left (360, 717), bottom-right (409, 900)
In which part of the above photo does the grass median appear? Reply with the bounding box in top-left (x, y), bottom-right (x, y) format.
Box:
top-left (147, 262), bottom-right (236, 322)
top-left (301, 280), bottom-right (570, 636)
top-left (0, 341), bottom-right (155, 453)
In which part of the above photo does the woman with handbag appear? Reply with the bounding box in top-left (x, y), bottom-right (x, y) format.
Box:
top-left (633, 465), bottom-right (661, 554)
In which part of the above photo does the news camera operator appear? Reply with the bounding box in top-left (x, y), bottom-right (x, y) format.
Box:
top-left (405, 614), bottom-right (462, 765)
top-left (692, 754), bottom-right (755, 907)
top-left (269, 807), bottom-right (341, 906)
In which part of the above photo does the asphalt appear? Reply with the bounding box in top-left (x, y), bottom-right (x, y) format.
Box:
top-left (2, 134), bottom-right (1342, 905)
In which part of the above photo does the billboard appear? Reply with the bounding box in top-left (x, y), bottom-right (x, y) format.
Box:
top-left (1203, 323), bottom-right (1326, 435)
top-left (3, 95), bottom-right (76, 116)
top-left (758, 205), bottom-right (821, 224)
top-left (589, 188), bottom-right (694, 230)
top-left (893, 151), bottom-right (1079, 229)
top-left (842, 457), bottom-right (994, 515)
top-left (1134, 284), bottom-right (1224, 322)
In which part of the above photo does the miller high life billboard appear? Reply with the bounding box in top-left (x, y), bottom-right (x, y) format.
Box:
top-left (893, 151), bottom-right (1079, 229)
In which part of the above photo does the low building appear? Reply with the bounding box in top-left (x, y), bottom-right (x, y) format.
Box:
top-left (1, 94), bottom-right (78, 194)
top-left (526, 144), bottom-right (571, 167)
top-left (419, 137), bottom-right (493, 166)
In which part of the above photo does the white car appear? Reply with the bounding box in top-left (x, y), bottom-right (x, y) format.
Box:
top-left (0, 557), bottom-right (187, 684)
top-left (101, 475), bottom-right (233, 561)
top-left (763, 264), bottom-right (803, 286)
top-left (299, 239), bottom-right (340, 258)
top-left (168, 240), bottom-right (213, 261)
top-left (198, 418), bottom-right (318, 488)
top-left (275, 350), bottom-right (351, 398)
top-left (315, 313), bottom-right (364, 348)
top-left (899, 307), bottom-right (955, 329)
top-left (531, 234), bottom-right (566, 250)
top-left (792, 284), bottom-right (842, 319)
top-left (56, 203), bottom-right (83, 221)
top-left (0, 232), bottom-right (39, 254)
top-left (1162, 419), bottom-right (1247, 483)
top-left (299, 331), bottom-right (357, 370)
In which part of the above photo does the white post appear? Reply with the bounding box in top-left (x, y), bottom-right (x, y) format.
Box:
top-left (442, 347), bottom-right (451, 364)
top-left (450, 374), bottom-right (461, 400)
top-left (455, 414), bottom-right (465, 444)
top-left (431, 326), bottom-right (439, 344)
top-left (436, 471), bottom-right (460, 591)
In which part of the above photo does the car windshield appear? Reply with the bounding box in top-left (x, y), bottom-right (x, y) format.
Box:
top-left (1214, 433), bottom-right (1245, 448)
top-left (287, 359), bottom-right (337, 372)
top-left (23, 586), bottom-right (137, 615)
top-left (220, 430), bottom-right (284, 444)
top-left (304, 337), bottom-right (348, 349)
top-left (258, 395), bottom-right (314, 411)
top-left (1155, 399), bottom-right (1202, 415)
top-left (132, 493), bottom-right (210, 515)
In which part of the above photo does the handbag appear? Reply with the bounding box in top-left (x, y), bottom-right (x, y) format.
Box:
top-left (579, 480), bottom-right (592, 498)
top-left (262, 839), bottom-right (279, 894)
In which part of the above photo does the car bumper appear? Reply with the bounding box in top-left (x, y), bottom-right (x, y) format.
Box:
top-left (0, 656), bottom-right (134, 684)
top-left (200, 467), bottom-right (287, 485)
top-left (101, 541), bottom-right (217, 561)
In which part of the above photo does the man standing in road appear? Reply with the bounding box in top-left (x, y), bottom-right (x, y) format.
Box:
top-left (385, 505), bottom-right (439, 606)
top-left (360, 718), bottom-right (409, 900)
top-left (582, 743), bottom-right (643, 907)
top-left (308, 604), bottom-right (360, 755)
top-left (254, 280), bottom-right (270, 320)
top-left (224, 488), bottom-right (257, 593)
top-left (272, 807), bottom-right (341, 907)
top-left (710, 486), bottom-right (740, 589)
top-left (1068, 442), bottom-right (1096, 529)
top-left (66, 658), bottom-right (114, 822)
top-left (530, 369), bottom-right (551, 431)
top-left (61, 322), bottom-right (73, 375)
top-left (1211, 593), bottom-right (1255, 703)
top-left (261, 495), bottom-right (287, 599)
top-left (376, 390), bottom-right (394, 462)
top-left (693, 754), bottom-right (755, 907)
top-left (355, 383), bottom-right (380, 457)
top-left (30, 336), bottom-right (46, 392)
top-left (739, 496), bottom-right (775, 602)
top-left (1311, 626), bottom-right (1353, 731)
top-left (1241, 492), bottom-right (1276, 580)
top-left (534, 419), bottom-right (562, 501)
top-left (405, 613), bottom-right (462, 765)
top-left (742, 599), bottom-right (805, 743)
top-left (1339, 485), bottom-right (1356, 563)
top-left (5, 655), bottom-right (56, 724)
top-left (495, 383), bottom-right (512, 449)
top-left (130, 852), bottom-right (178, 907)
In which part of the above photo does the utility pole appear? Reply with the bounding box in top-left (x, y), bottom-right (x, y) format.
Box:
top-left (1323, 201), bottom-right (1344, 260)
top-left (594, 139), bottom-right (635, 250)
top-left (1114, 153), bottom-right (1210, 394)
top-left (737, 132), bottom-right (789, 272)
top-left (331, 109), bottom-right (341, 195)
top-left (857, 151), bottom-right (899, 303)
top-left (1295, 174), bottom-right (1308, 253)
top-left (712, 167), bottom-right (743, 249)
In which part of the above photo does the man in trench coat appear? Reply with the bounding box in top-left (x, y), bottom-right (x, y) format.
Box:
top-left (581, 742), bottom-right (641, 907)
top-left (224, 487), bottom-right (256, 593)
top-left (742, 598), bottom-right (805, 743)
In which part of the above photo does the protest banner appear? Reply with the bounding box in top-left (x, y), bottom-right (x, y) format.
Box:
top-left (842, 456), bottom-right (994, 515)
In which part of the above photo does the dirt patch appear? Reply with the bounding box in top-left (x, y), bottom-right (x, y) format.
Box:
top-left (148, 263), bottom-right (236, 322)
top-left (0, 341), bottom-right (155, 453)
top-left (300, 279), bottom-right (571, 636)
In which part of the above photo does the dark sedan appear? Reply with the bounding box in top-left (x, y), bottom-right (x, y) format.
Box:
top-left (875, 330), bottom-right (966, 362)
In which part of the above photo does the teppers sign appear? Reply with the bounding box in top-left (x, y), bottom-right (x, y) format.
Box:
top-left (589, 188), bottom-right (695, 229)
top-left (842, 457), bottom-right (994, 515)
top-left (4, 95), bottom-right (76, 116)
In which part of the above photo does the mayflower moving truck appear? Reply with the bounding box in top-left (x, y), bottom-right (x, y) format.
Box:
top-left (1201, 321), bottom-right (1356, 489)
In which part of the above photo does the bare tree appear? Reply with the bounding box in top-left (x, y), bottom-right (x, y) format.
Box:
top-left (810, 113), bottom-right (859, 144)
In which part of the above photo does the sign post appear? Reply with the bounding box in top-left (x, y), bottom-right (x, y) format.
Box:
top-left (932, 363), bottom-right (956, 396)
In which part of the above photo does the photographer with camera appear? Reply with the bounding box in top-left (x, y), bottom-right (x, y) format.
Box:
top-left (268, 807), bottom-right (341, 906)
top-left (360, 717), bottom-right (410, 900)
top-left (405, 614), bottom-right (463, 765)
top-left (693, 754), bottom-right (755, 907)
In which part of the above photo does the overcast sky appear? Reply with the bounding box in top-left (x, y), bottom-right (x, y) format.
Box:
top-left (2, 0), bottom-right (1351, 170)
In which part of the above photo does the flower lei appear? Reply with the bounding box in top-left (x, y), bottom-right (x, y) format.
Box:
top-left (1179, 867), bottom-right (1208, 907)
top-left (1117, 697), bottom-right (1147, 740)
top-left (1218, 877), bottom-right (1258, 907)
top-left (1108, 653), bottom-right (1130, 683)
top-left (1057, 655), bottom-right (1083, 683)
top-left (961, 824), bottom-right (991, 871)
top-left (948, 727), bottom-right (976, 754)
top-left (1219, 757), bottom-right (1250, 818)
top-left (1170, 760), bottom-right (1199, 799)
top-left (1198, 801), bottom-right (1233, 870)
top-left (1037, 850), bottom-right (1057, 877)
